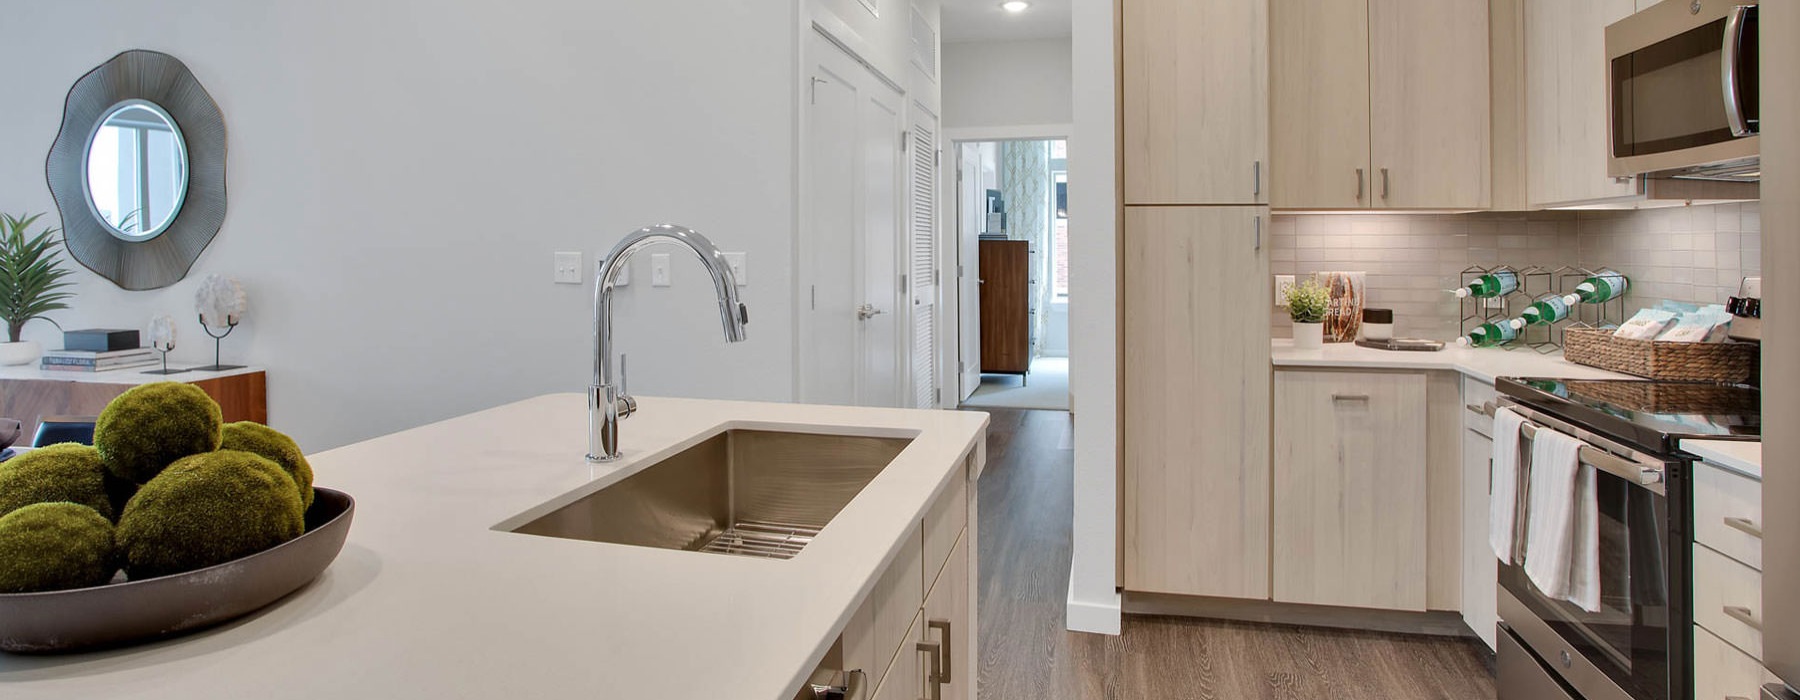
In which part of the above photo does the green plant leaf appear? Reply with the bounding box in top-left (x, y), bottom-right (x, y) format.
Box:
top-left (0, 212), bottom-right (76, 341)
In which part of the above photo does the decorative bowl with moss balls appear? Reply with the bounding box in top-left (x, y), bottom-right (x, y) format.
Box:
top-left (0, 382), bottom-right (354, 654)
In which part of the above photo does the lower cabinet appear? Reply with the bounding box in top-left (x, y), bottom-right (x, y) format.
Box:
top-left (1460, 417), bottom-right (1498, 650)
top-left (1694, 625), bottom-right (1778, 700)
top-left (835, 462), bottom-right (973, 700)
top-left (1273, 370), bottom-right (1428, 611)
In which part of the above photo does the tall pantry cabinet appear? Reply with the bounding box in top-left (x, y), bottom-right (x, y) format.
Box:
top-left (1120, 0), bottom-right (1273, 598)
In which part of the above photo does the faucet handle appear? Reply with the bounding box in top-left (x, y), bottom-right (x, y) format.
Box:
top-left (620, 353), bottom-right (629, 397)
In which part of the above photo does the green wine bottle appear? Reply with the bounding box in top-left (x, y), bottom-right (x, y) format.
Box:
top-left (1518, 293), bottom-right (1572, 326)
top-left (1456, 321), bottom-right (1520, 348)
top-left (1567, 269), bottom-right (1630, 304)
top-left (1452, 270), bottom-right (1520, 298)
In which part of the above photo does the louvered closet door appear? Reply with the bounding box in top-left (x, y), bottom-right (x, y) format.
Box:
top-left (909, 105), bottom-right (940, 409)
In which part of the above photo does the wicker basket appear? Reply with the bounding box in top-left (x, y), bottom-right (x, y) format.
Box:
top-left (1562, 327), bottom-right (1757, 383)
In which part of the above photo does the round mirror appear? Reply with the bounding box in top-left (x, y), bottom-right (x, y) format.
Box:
top-left (83, 100), bottom-right (189, 241)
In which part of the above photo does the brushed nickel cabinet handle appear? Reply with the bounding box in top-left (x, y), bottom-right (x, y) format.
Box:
top-left (1254, 215), bottom-right (1262, 252)
top-left (1723, 605), bottom-right (1762, 631)
top-left (928, 619), bottom-right (953, 683)
top-left (1465, 403), bottom-right (1485, 416)
top-left (1253, 160), bottom-right (1262, 198)
top-left (1356, 168), bottom-right (1365, 200)
top-left (1332, 394), bottom-right (1370, 402)
top-left (1723, 516), bottom-right (1763, 539)
top-left (1381, 167), bottom-right (1390, 199)
top-left (917, 641), bottom-right (943, 700)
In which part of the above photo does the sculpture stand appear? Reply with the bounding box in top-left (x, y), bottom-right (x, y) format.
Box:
top-left (141, 340), bottom-right (189, 375)
top-left (192, 314), bottom-right (244, 372)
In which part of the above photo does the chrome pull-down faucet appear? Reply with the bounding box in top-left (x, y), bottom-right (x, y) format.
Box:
top-left (589, 224), bottom-right (748, 463)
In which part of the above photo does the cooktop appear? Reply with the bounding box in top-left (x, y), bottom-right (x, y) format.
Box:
top-left (1498, 377), bottom-right (1761, 455)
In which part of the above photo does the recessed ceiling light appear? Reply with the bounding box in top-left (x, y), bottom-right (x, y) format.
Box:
top-left (1001, 1), bottom-right (1030, 12)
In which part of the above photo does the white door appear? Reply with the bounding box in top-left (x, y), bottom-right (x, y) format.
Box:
top-left (908, 103), bottom-right (940, 409)
top-left (956, 144), bottom-right (983, 400)
top-left (802, 30), bottom-right (905, 407)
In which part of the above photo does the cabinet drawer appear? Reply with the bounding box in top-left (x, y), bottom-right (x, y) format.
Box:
top-left (923, 464), bottom-right (968, 594)
top-left (841, 522), bottom-right (924, 692)
top-left (1694, 544), bottom-right (1765, 661)
top-left (1462, 377), bottom-right (1497, 436)
top-left (1695, 463), bottom-right (1763, 571)
top-left (869, 613), bottom-right (924, 700)
top-left (1694, 625), bottom-right (1777, 700)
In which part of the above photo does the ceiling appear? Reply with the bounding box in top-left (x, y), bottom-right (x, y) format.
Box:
top-left (940, 0), bottom-right (1072, 43)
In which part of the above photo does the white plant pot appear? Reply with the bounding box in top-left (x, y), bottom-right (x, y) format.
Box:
top-left (0, 340), bottom-right (41, 366)
top-left (1292, 322), bottom-right (1324, 350)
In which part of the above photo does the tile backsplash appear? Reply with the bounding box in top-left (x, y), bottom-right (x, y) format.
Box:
top-left (1270, 202), bottom-right (1762, 341)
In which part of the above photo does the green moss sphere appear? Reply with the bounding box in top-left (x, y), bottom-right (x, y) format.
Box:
top-left (0, 502), bottom-right (118, 593)
top-left (95, 382), bottom-right (224, 484)
top-left (117, 450), bottom-right (305, 580)
top-left (0, 443), bottom-right (115, 521)
top-left (220, 422), bottom-right (314, 509)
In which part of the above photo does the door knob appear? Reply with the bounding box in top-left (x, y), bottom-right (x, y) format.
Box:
top-left (857, 304), bottom-right (885, 320)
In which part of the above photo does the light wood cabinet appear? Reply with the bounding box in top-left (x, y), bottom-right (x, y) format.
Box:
top-left (1123, 206), bottom-right (1271, 599)
top-left (1461, 406), bottom-right (1498, 651)
top-left (1269, 0), bottom-right (1489, 209)
top-left (1122, 0), bottom-right (1267, 205)
top-left (1273, 370), bottom-right (1428, 611)
top-left (1694, 625), bottom-right (1779, 700)
top-left (1524, 0), bottom-right (1640, 207)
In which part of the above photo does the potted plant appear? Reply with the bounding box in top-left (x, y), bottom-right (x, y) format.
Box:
top-left (1284, 277), bottom-right (1329, 350)
top-left (0, 214), bottom-right (76, 366)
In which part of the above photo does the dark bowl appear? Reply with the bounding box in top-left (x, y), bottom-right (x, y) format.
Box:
top-left (0, 487), bottom-right (355, 654)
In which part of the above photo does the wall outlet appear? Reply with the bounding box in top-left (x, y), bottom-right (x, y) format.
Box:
top-left (599, 257), bottom-right (629, 286)
top-left (723, 252), bottom-right (748, 286)
top-left (553, 251), bottom-right (583, 285)
top-left (1741, 276), bottom-right (1762, 298)
top-left (651, 253), bottom-right (672, 287)
top-left (1274, 275), bottom-right (1296, 306)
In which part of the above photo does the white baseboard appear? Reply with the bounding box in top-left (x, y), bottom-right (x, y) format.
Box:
top-left (1065, 583), bottom-right (1122, 635)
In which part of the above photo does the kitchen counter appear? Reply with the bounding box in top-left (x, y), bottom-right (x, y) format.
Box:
top-left (0, 363), bottom-right (264, 385)
top-left (0, 394), bottom-right (988, 700)
top-left (1682, 439), bottom-right (1763, 480)
top-left (1272, 339), bottom-right (1635, 384)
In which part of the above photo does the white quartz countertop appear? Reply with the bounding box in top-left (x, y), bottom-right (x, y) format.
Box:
top-left (0, 363), bottom-right (264, 385)
top-left (0, 394), bottom-right (988, 700)
top-left (1682, 439), bottom-right (1763, 480)
top-left (1271, 339), bottom-right (1635, 384)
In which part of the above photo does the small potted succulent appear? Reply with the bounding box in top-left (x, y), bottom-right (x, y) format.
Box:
top-left (1284, 277), bottom-right (1329, 350)
top-left (0, 214), bottom-right (76, 366)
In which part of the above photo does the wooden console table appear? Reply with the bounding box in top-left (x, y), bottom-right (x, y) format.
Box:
top-left (0, 366), bottom-right (266, 443)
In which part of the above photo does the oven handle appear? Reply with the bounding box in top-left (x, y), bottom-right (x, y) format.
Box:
top-left (1480, 402), bottom-right (1664, 487)
top-left (1722, 5), bottom-right (1754, 137)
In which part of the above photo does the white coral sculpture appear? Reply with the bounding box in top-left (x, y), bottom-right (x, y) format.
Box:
top-left (195, 274), bottom-right (248, 328)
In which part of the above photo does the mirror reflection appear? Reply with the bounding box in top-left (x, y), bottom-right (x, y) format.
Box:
top-left (84, 100), bottom-right (188, 239)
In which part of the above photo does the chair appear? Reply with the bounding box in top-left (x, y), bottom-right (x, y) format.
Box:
top-left (33, 416), bottom-right (97, 447)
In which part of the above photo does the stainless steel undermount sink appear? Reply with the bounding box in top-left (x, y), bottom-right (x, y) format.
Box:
top-left (507, 429), bottom-right (913, 560)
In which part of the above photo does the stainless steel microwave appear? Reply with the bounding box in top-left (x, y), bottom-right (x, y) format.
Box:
top-left (1607, 1), bottom-right (1759, 180)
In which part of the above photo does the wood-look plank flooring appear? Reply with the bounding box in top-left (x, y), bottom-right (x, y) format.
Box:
top-left (971, 407), bottom-right (1497, 700)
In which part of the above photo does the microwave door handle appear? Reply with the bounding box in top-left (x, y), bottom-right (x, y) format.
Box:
top-left (1722, 5), bottom-right (1753, 137)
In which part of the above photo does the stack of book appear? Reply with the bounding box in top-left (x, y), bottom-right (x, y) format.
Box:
top-left (41, 348), bottom-right (157, 373)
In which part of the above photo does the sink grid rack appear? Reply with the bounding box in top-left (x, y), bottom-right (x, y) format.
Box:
top-left (697, 521), bottom-right (823, 560)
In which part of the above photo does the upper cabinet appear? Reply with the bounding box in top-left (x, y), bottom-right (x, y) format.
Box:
top-left (1271, 0), bottom-right (1490, 210)
top-left (1123, 0), bottom-right (1268, 205)
top-left (1525, 0), bottom-right (1640, 207)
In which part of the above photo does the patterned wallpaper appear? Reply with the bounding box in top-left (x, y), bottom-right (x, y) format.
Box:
top-left (999, 140), bottom-right (1053, 352)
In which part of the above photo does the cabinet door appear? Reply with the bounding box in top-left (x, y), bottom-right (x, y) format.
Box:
top-left (869, 615), bottom-right (924, 700)
top-left (921, 534), bottom-right (970, 700)
top-left (1123, 206), bottom-right (1272, 598)
top-left (1524, 0), bottom-right (1638, 207)
top-left (1270, 0), bottom-right (1370, 209)
top-left (1123, 0), bottom-right (1268, 205)
top-left (1273, 370), bottom-right (1428, 610)
top-left (1369, 0), bottom-right (1491, 209)
top-left (1461, 427), bottom-right (1498, 651)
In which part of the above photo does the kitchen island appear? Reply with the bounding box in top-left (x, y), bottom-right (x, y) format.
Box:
top-left (0, 394), bottom-right (988, 700)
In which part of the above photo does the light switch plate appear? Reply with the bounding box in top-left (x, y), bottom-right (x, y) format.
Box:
top-left (554, 252), bottom-right (583, 285)
top-left (651, 253), bottom-right (672, 287)
top-left (1274, 275), bottom-right (1296, 306)
top-left (599, 257), bottom-right (629, 286)
top-left (723, 252), bottom-right (747, 286)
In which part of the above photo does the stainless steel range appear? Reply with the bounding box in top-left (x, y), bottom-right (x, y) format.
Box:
top-left (1493, 377), bottom-right (1761, 700)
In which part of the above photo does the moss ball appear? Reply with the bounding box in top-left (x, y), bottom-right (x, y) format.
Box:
top-left (95, 382), bottom-right (223, 484)
top-left (117, 450), bottom-right (304, 580)
top-left (220, 422), bottom-right (314, 509)
top-left (0, 502), bottom-right (118, 593)
top-left (0, 443), bottom-right (115, 521)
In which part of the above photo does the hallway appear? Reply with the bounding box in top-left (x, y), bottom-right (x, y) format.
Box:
top-left (972, 408), bottom-right (1496, 700)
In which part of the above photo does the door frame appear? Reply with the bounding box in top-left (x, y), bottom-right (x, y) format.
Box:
top-left (942, 126), bottom-right (1072, 408)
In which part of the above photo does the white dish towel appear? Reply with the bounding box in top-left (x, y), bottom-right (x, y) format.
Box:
top-left (1523, 427), bottom-right (1602, 613)
top-left (1488, 407), bottom-right (1528, 563)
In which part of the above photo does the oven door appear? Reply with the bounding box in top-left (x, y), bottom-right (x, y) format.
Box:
top-left (1606, 1), bottom-right (1759, 179)
top-left (1496, 407), bottom-right (1684, 700)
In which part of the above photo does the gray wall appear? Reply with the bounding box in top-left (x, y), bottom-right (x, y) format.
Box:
top-left (942, 38), bottom-right (1073, 130)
